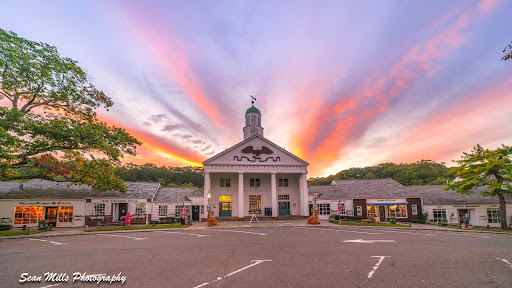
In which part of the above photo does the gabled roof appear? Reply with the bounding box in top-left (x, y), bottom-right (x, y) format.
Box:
top-left (310, 179), bottom-right (412, 200)
top-left (0, 179), bottom-right (160, 199)
top-left (153, 187), bottom-right (203, 202)
top-left (203, 134), bottom-right (308, 166)
top-left (411, 185), bottom-right (512, 205)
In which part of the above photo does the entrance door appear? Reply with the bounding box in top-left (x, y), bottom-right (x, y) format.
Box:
top-left (219, 202), bottom-right (232, 217)
top-left (458, 209), bottom-right (468, 225)
top-left (379, 206), bottom-right (386, 220)
top-left (119, 203), bottom-right (127, 221)
top-left (45, 207), bottom-right (58, 227)
top-left (309, 204), bottom-right (313, 216)
top-left (279, 202), bottom-right (290, 216)
top-left (192, 206), bottom-right (200, 221)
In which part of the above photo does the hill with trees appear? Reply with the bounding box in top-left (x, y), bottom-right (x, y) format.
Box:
top-left (308, 160), bottom-right (453, 186)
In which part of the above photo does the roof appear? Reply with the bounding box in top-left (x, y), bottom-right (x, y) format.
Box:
top-left (310, 179), bottom-right (413, 200)
top-left (203, 134), bottom-right (309, 166)
top-left (0, 179), bottom-right (160, 200)
top-left (246, 105), bottom-right (261, 116)
top-left (410, 185), bottom-right (512, 205)
top-left (153, 187), bottom-right (203, 202)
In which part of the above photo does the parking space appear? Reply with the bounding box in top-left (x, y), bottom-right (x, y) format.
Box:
top-left (0, 226), bottom-right (511, 287)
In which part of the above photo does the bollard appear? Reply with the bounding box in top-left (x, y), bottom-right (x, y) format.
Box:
top-left (26, 227), bottom-right (30, 235)
top-left (83, 225), bottom-right (88, 232)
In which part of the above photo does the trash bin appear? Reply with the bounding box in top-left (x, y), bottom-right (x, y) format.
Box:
top-left (264, 208), bottom-right (270, 216)
top-left (389, 217), bottom-right (396, 224)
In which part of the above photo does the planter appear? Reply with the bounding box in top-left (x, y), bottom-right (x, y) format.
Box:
top-left (89, 216), bottom-right (105, 221)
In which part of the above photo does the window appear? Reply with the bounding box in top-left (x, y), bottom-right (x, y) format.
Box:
top-left (93, 203), bottom-right (105, 216)
top-left (339, 203), bottom-right (346, 215)
top-left (412, 205), bottom-right (418, 215)
top-left (200, 206), bottom-right (204, 215)
top-left (249, 195), bottom-right (261, 212)
top-left (317, 203), bottom-right (330, 215)
top-left (159, 205), bottom-right (168, 217)
top-left (250, 178), bottom-right (260, 187)
top-left (14, 206), bottom-right (43, 224)
top-left (396, 205), bottom-right (407, 218)
top-left (278, 178), bottom-right (288, 187)
top-left (245, 115), bottom-right (250, 126)
top-left (219, 195), bottom-right (232, 201)
top-left (356, 206), bottom-right (362, 216)
top-left (175, 205), bottom-right (190, 218)
top-left (487, 208), bottom-right (500, 223)
top-left (433, 209), bottom-right (446, 221)
top-left (220, 178), bottom-right (231, 187)
top-left (135, 203), bottom-right (146, 214)
top-left (58, 206), bottom-right (73, 222)
top-left (278, 195), bottom-right (289, 201)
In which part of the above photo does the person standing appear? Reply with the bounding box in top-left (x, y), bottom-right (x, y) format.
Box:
top-left (462, 213), bottom-right (470, 229)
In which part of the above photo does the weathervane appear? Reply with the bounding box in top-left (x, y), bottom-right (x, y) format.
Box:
top-left (250, 95), bottom-right (256, 105)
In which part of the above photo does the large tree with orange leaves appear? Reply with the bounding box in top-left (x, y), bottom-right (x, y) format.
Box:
top-left (0, 29), bottom-right (141, 192)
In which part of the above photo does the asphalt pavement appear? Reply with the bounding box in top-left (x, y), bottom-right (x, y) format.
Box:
top-left (0, 222), bottom-right (511, 288)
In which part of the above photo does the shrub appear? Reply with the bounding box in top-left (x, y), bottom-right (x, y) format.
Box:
top-left (0, 224), bottom-right (12, 231)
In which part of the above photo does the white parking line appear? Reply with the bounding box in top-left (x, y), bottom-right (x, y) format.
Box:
top-left (497, 258), bottom-right (512, 269)
top-left (307, 227), bottom-right (382, 235)
top-left (193, 260), bottom-right (272, 288)
top-left (100, 234), bottom-right (147, 240)
top-left (434, 231), bottom-right (490, 238)
top-left (368, 256), bottom-right (389, 279)
top-left (155, 231), bottom-right (210, 237)
top-left (206, 229), bottom-right (267, 236)
top-left (27, 238), bottom-right (67, 245)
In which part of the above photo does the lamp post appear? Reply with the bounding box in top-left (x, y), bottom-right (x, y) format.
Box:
top-left (207, 191), bottom-right (216, 226)
top-left (308, 192), bottom-right (321, 225)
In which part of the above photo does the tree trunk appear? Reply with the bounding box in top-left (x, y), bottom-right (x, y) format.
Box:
top-left (496, 192), bottom-right (508, 230)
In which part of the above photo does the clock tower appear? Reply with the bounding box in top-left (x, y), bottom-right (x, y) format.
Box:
top-left (243, 105), bottom-right (264, 139)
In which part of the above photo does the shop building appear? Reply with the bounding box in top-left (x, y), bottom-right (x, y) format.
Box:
top-left (414, 185), bottom-right (512, 227)
top-left (151, 187), bottom-right (205, 222)
top-left (203, 104), bottom-right (309, 220)
top-left (0, 179), bottom-right (160, 227)
top-left (309, 179), bottom-right (422, 221)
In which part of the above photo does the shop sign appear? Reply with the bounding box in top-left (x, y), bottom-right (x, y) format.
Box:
top-left (18, 201), bottom-right (72, 205)
top-left (453, 204), bottom-right (480, 208)
top-left (100, 199), bottom-right (142, 203)
top-left (366, 199), bottom-right (406, 204)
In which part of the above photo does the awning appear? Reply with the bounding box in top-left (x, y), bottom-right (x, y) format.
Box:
top-left (368, 203), bottom-right (408, 206)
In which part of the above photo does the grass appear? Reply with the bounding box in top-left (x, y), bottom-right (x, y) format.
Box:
top-left (447, 226), bottom-right (512, 233)
top-left (87, 224), bottom-right (189, 232)
top-left (0, 229), bottom-right (48, 237)
top-left (330, 221), bottom-right (409, 227)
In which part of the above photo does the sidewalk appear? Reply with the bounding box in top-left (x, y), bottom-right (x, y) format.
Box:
top-left (2, 220), bottom-right (509, 239)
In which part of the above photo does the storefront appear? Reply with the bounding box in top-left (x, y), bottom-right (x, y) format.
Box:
top-left (366, 199), bottom-right (409, 222)
top-left (86, 198), bottom-right (152, 226)
top-left (0, 200), bottom-right (85, 228)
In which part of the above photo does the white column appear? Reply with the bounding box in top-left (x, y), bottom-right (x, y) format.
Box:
top-left (204, 173), bottom-right (210, 219)
top-left (271, 173), bottom-right (278, 217)
top-left (299, 173), bottom-right (304, 216)
top-left (238, 172), bottom-right (244, 219)
top-left (301, 173), bottom-right (309, 216)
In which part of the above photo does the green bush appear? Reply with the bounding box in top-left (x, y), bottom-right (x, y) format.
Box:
top-left (0, 224), bottom-right (12, 231)
top-left (329, 215), bottom-right (365, 221)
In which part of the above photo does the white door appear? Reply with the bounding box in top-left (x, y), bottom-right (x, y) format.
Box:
top-left (113, 203), bottom-right (119, 222)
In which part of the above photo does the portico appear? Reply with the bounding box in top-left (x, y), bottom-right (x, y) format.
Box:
top-left (203, 104), bottom-right (309, 220)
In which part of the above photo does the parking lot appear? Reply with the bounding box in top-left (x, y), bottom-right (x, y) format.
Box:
top-left (0, 225), bottom-right (511, 287)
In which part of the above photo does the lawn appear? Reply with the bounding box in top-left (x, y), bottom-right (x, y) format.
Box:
top-left (0, 229), bottom-right (47, 237)
top-left (87, 224), bottom-right (189, 232)
top-left (330, 220), bottom-right (410, 227)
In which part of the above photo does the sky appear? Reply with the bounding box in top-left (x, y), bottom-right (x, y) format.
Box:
top-left (1, 0), bottom-right (512, 177)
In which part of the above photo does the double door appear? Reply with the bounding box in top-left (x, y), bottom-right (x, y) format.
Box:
top-left (279, 202), bottom-right (290, 216)
top-left (219, 202), bottom-right (232, 217)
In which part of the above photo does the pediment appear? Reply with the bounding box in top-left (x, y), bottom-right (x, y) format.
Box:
top-left (203, 135), bottom-right (308, 166)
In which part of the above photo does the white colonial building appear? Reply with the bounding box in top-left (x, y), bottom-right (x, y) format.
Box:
top-left (202, 105), bottom-right (309, 219)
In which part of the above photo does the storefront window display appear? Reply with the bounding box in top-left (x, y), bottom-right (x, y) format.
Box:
top-left (14, 206), bottom-right (43, 224)
top-left (58, 206), bottom-right (73, 222)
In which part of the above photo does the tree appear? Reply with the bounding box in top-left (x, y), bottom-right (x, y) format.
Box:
top-left (0, 29), bottom-right (141, 192)
top-left (445, 144), bottom-right (512, 229)
top-left (503, 40), bottom-right (512, 61)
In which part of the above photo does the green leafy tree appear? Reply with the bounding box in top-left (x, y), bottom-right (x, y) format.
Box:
top-left (0, 29), bottom-right (141, 192)
top-left (445, 144), bottom-right (512, 229)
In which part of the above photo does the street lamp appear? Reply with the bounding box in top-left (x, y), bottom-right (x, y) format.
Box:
top-left (207, 191), bottom-right (216, 226)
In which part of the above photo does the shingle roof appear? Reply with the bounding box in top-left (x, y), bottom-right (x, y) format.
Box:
top-left (0, 179), bottom-right (160, 199)
top-left (409, 185), bottom-right (512, 205)
top-left (153, 187), bottom-right (203, 202)
top-left (311, 179), bottom-right (412, 199)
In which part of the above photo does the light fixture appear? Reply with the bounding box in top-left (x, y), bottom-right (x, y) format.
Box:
top-left (207, 192), bottom-right (211, 199)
